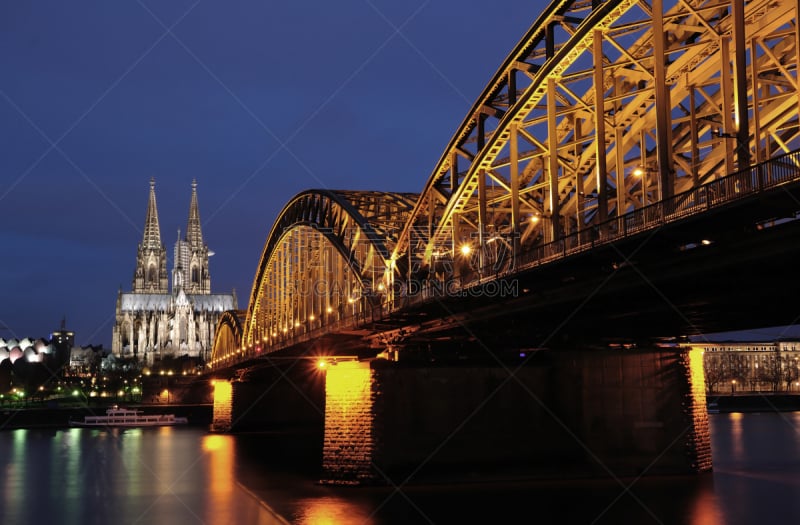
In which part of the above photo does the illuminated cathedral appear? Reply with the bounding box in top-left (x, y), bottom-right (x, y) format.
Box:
top-left (111, 179), bottom-right (237, 365)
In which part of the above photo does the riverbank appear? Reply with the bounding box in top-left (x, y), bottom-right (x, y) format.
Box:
top-left (707, 394), bottom-right (800, 413)
top-left (0, 403), bottom-right (212, 430)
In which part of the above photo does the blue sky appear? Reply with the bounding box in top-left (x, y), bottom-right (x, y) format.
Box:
top-left (0, 1), bottom-right (793, 347)
top-left (0, 0), bottom-right (538, 346)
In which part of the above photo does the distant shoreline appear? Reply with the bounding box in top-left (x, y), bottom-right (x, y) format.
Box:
top-left (707, 394), bottom-right (800, 413)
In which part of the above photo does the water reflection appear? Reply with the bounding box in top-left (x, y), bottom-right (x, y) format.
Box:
top-left (0, 413), bottom-right (799, 524)
top-left (203, 433), bottom-right (235, 522)
top-left (294, 496), bottom-right (376, 525)
top-left (0, 428), bottom-right (290, 525)
top-left (729, 411), bottom-right (745, 457)
top-left (687, 475), bottom-right (724, 525)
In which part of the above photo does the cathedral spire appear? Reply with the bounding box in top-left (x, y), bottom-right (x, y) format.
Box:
top-left (143, 177), bottom-right (162, 250)
top-left (186, 179), bottom-right (203, 248)
top-left (133, 178), bottom-right (168, 294)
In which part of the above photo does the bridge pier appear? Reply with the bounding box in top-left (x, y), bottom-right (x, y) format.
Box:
top-left (210, 364), bottom-right (325, 434)
top-left (320, 347), bottom-right (710, 484)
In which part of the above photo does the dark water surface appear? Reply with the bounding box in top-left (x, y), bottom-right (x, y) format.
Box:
top-left (1, 412), bottom-right (799, 524)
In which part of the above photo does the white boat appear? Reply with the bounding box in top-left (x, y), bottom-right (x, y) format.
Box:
top-left (69, 405), bottom-right (188, 427)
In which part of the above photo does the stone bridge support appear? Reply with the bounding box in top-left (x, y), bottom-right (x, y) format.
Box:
top-left (211, 364), bottom-right (326, 435)
top-left (320, 347), bottom-right (710, 484)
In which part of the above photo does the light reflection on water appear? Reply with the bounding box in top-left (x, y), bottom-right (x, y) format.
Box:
top-left (0, 412), bottom-right (798, 524)
top-left (0, 427), bottom-right (288, 525)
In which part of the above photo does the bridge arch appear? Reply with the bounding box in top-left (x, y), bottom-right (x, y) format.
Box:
top-left (394, 0), bottom-right (800, 280)
top-left (241, 190), bottom-right (417, 351)
top-left (210, 310), bottom-right (245, 364)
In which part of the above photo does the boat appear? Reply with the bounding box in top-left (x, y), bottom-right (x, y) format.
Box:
top-left (69, 405), bottom-right (188, 427)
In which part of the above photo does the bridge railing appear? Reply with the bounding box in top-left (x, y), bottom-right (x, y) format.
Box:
top-left (404, 149), bottom-right (800, 301)
top-left (510, 149), bottom-right (800, 279)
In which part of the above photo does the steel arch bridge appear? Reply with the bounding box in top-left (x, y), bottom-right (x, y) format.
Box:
top-left (210, 0), bottom-right (800, 369)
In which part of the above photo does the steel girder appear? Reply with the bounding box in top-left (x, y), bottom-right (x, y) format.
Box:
top-left (392, 0), bottom-right (800, 279)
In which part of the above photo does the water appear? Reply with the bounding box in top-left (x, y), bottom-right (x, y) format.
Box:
top-left (1, 413), bottom-right (799, 524)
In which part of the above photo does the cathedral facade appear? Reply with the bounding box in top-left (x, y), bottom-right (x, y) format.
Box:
top-left (112, 179), bottom-right (237, 365)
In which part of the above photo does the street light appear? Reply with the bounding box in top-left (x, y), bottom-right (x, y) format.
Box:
top-left (633, 166), bottom-right (661, 204)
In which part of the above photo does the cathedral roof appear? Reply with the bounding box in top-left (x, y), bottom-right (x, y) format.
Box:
top-left (119, 292), bottom-right (236, 312)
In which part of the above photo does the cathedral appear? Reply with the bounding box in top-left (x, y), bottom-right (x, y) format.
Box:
top-left (112, 179), bottom-right (238, 365)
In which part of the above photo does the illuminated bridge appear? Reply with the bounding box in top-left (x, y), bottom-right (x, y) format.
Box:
top-left (211, 0), bottom-right (800, 369)
top-left (204, 0), bottom-right (800, 483)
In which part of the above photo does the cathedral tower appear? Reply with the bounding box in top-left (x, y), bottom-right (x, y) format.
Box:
top-left (172, 180), bottom-right (212, 294)
top-left (132, 178), bottom-right (168, 293)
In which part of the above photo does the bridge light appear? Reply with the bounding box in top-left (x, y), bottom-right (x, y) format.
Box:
top-left (633, 167), bottom-right (645, 177)
top-left (459, 243), bottom-right (472, 256)
top-left (294, 321), bottom-right (300, 327)
top-left (377, 283), bottom-right (385, 291)
top-left (309, 314), bottom-right (315, 321)
top-left (701, 239), bottom-right (712, 245)
top-left (530, 215), bottom-right (540, 223)
top-left (327, 306), bottom-right (333, 313)
top-left (318, 359), bottom-right (327, 369)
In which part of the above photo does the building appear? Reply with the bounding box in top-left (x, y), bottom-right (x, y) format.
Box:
top-left (111, 179), bottom-right (237, 365)
top-left (693, 340), bottom-right (800, 394)
top-left (0, 319), bottom-right (76, 391)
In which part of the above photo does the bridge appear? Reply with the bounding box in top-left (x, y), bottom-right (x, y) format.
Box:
top-left (203, 0), bottom-right (800, 484)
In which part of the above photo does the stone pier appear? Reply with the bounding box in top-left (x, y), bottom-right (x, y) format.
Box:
top-left (319, 347), bottom-right (711, 484)
top-left (210, 364), bottom-right (326, 433)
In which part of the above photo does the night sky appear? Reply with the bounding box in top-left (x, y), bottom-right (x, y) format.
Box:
top-left (1, 1), bottom-right (795, 347)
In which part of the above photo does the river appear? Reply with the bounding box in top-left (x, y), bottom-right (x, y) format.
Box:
top-left (1, 412), bottom-right (799, 524)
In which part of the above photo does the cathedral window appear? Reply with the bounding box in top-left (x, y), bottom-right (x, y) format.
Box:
top-left (191, 266), bottom-right (199, 284)
top-left (147, 265), bottom-right (157, 283)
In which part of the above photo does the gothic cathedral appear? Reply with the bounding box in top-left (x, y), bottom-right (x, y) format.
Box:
top-left (112, 179), bottom-right (238, 365)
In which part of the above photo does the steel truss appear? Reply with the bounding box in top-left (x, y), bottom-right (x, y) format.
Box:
top-left (211, 0), bottom-right (800, 368)
top-left (235, 190), bottom-right (416, 356)
top-left (394, 0), bottom-right (800, 281)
